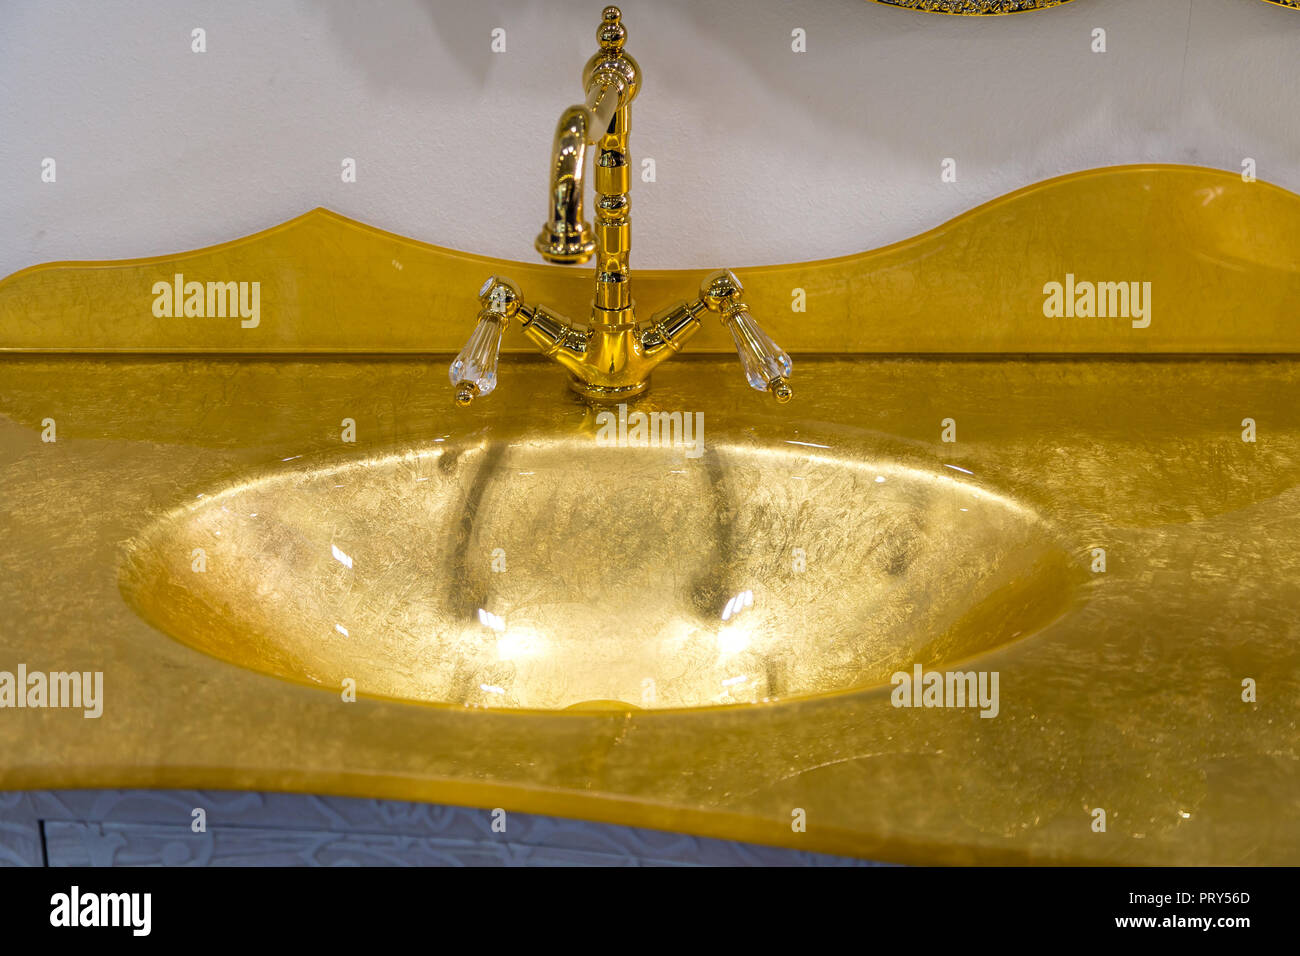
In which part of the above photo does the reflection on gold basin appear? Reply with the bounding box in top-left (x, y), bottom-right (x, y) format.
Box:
top-left (119, 431), bottom-right (1078, 711)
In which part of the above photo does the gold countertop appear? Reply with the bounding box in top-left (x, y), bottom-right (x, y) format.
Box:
top-left (2, 353), bottom-right (1296, 864)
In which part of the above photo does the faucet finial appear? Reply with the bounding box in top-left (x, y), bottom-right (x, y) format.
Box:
top-left (598, 7), bottom-right (626, 51)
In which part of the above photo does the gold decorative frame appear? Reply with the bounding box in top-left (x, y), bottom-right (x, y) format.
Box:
top-left (871, 0), bottom-right (1074, 15)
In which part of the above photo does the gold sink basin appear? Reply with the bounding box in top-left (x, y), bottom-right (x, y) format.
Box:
top-left (119, 428), bottom-right (1076, 711)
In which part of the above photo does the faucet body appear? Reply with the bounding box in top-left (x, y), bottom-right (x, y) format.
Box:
top-left (450, 6), bottom-right (792, 406)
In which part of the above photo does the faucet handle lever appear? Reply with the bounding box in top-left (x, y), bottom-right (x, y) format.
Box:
top-left (699, 270), bottom-right (794, 404)
top-left (449, 276), bottom-right (524, 406)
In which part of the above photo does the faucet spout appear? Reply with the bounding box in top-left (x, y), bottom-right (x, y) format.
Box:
top-left (535, 105), bottom-right (597, 264)
top-left (536, 8), bottom-right (629, 268)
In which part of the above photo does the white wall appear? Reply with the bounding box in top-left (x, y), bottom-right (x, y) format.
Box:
top-left (2, 0), bottom-right (1298, 278)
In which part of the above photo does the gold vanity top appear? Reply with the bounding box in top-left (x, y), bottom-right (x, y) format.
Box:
top-left (0, 354), bottom-right (1297, 863)
top-left (1, 164), bottom-right (1297, 863)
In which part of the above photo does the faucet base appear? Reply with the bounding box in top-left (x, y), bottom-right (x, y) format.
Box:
top-left (567, 377), bottom-right (650, 403)
top-left (535, 224), bottom-right (596, 265)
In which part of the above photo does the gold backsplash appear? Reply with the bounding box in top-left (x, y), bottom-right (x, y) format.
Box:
top-left (2, 164), bottom-right (1298, 355)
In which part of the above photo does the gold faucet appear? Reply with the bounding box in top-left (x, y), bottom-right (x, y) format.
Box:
top-left (450, 6), bottom-right (793, 406)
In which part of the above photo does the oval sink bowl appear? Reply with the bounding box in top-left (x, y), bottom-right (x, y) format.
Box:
top-left (120, 434), bottom-right (1078, 711)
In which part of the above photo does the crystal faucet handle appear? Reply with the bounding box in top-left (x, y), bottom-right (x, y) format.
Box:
top-left (449, 276), bottom-right (523, 406)
top-left (698, 270), bottom-right (793, 404)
